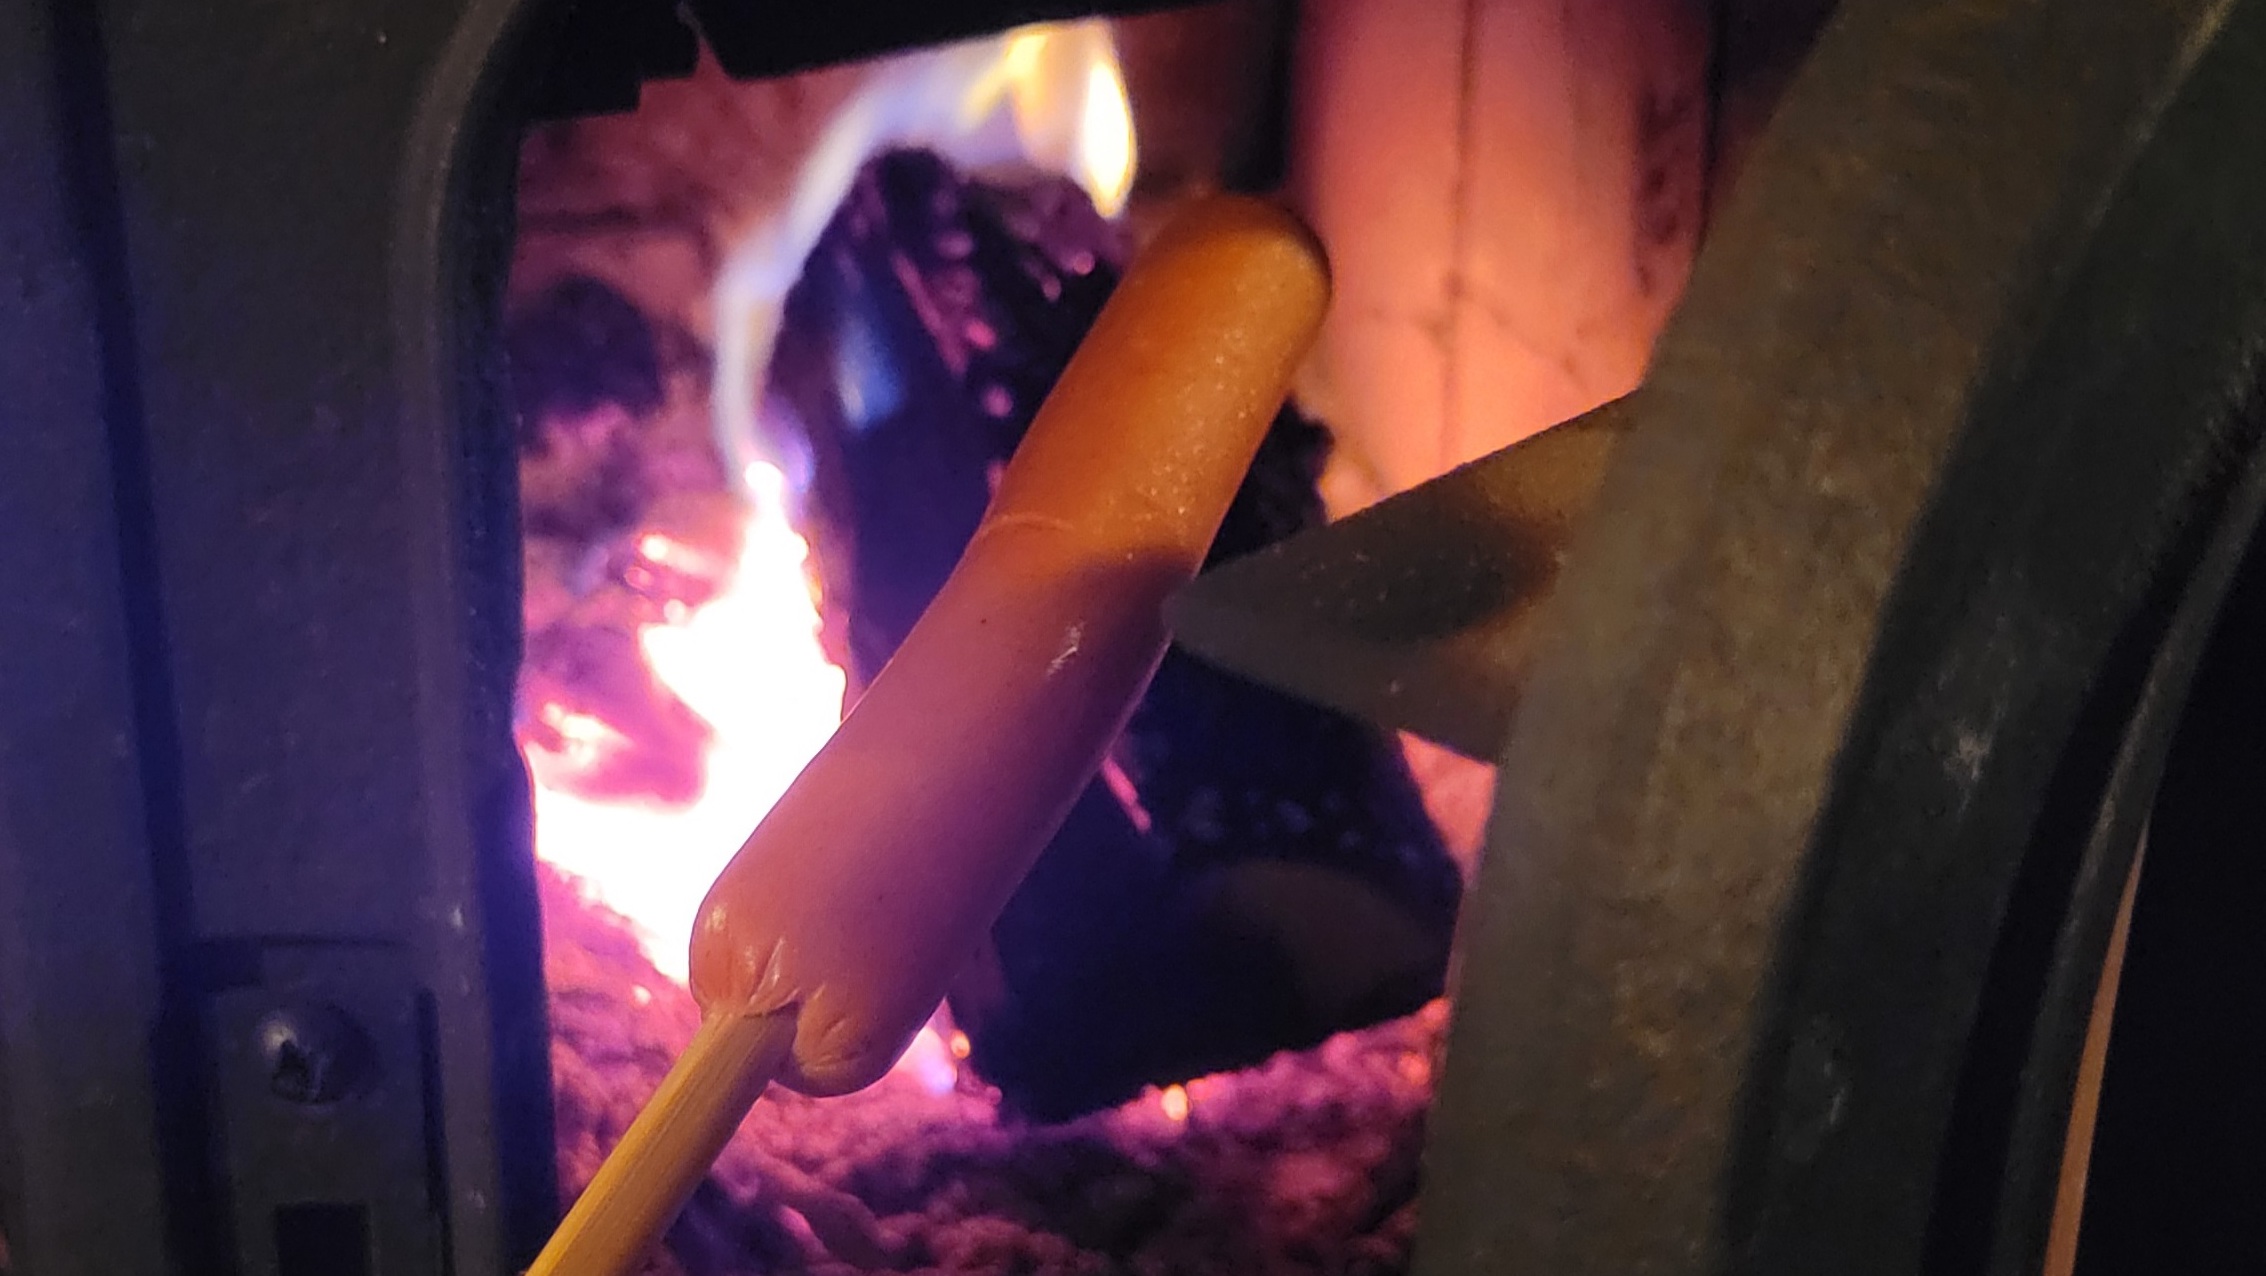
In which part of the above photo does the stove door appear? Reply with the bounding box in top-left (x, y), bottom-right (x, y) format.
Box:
top-left (0, 1), bottom-right (556, 1271)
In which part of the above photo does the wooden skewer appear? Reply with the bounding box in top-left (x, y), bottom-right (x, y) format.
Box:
top-left (526, 1011), bottom-right (793, 1276)
top-left (525, 194), bottom-right (1330, 1276)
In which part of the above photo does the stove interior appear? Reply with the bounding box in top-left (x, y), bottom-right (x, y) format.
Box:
top-left (495, 2), bottom-right (1813, 1272)
top-left (35, 4), bottom-right (2266, 1276)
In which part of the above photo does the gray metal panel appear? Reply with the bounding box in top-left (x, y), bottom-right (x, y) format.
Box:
top-left (95, 0), bottom-right (458, 944)
top-left (67, 0), bottom-right (562, 1269)
top-left (0, 1), bottom-right (184, 1269)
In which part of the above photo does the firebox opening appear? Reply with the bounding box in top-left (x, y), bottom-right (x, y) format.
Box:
top-left (507, 5), bottom-right (1473, 1273)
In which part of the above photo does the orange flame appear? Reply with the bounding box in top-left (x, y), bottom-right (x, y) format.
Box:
top-left (526, 22), bottom-right (1138, 1094)
top-left (714, 19), bottom-right (1136, 496)
top-left (528, 461), bottom-right (844, 984)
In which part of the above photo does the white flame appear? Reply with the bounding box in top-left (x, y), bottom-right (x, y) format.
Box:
top-left (996, 23), bottom-right (1137, 220)
top-left (1074, 58), bottom-right (1137, 218)
top-left (529, 462), bottom-right (845, 983)
top-left (713, 19), bottom-right (1137, 493)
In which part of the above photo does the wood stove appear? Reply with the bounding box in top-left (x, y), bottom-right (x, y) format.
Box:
top-left (4, 1), bottom-right (2265, 1274)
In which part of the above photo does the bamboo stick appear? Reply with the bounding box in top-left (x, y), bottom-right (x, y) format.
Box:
top-left (525, 1011), bottom-right (793, 1276)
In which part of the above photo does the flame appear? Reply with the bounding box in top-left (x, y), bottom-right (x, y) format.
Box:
top-left (528, 461), bottom-right (845, 983)
top-left (894, 1025), bottom-right (964, 1096)
top-left (529, 22), bottom-right (1137, 1093)
top-left (1078, 59), bottom-right (1137, 218)
top-left (996, 23), bottom-right (1136, 219)
top-left (714, 19), bottom-right (1137, 492)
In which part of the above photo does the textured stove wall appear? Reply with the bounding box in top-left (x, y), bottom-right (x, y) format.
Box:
top-left (1288, 0), bottom-right (1719, 513)
top-left (510, 51), bottom-right (862, 341)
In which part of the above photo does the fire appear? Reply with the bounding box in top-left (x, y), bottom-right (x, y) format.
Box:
top-left (713, 18), bottom-right (1136, 494)
top-left (995, 23), bottom-right (1137, 219)
top-left (526, 20), bottom-right (1137, 1094)
top-left (527, 461), bottom-right (844, 984)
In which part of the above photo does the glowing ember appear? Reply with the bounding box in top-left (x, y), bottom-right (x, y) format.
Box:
top-left (525, 19), bottom-right (1139, 1095)
top-left (527, 461), bottom-right (845, 983)
top-left (894, 1022), bottom-right (966, 1097)
top-left (1159, 1084), bottom-right (1191, 1124)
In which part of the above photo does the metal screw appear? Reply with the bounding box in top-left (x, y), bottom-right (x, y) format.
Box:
top-left (254, 1002), bottom-right (368, 1105)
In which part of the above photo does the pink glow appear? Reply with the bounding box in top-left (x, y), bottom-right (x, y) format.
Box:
top-left (528, 461), bottom-right (845, 985)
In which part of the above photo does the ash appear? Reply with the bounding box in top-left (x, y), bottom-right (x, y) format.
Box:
top-left (545, 865), bottom-right (1441, 1276)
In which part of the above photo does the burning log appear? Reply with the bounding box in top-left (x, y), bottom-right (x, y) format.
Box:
top-left (772, 150), bottom-right (1463, 1120)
